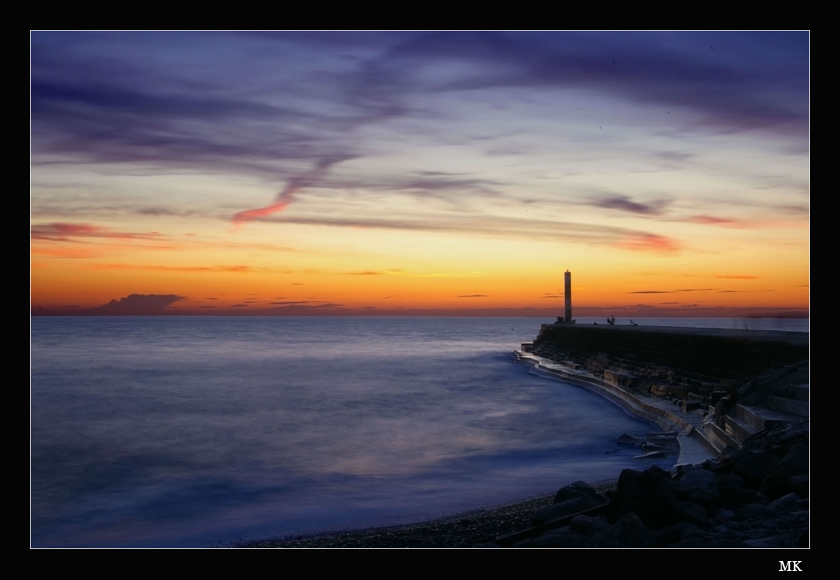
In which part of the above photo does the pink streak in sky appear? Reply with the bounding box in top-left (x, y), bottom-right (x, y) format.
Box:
top-left (232, 157), bottom-right (349, 227)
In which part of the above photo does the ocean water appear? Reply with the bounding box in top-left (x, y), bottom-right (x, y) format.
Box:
top-left (30, 316), bottom-right (807, 548)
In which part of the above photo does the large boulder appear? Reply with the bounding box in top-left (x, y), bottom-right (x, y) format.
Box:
top-left (609, 465), bottom-right (682, 529)
top-left (532, 481), bottom-right (607, 525)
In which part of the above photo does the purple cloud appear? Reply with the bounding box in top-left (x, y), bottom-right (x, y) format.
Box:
top-left (91, 294), bottom-right (184, 314)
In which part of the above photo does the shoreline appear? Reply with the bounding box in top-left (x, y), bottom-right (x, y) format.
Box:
top-left (238, 480), bottom-right (620, 548)
top-left (238, 351), bottom-right (709, 549)
top-left (239, 352), bottom-right (693, 548)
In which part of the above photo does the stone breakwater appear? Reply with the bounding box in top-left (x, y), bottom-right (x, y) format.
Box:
top-left (520, 323), bottom-right (809, 453)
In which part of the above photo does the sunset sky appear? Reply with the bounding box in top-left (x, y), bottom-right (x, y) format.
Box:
top-left (31, 31), bottom-right (809, 317)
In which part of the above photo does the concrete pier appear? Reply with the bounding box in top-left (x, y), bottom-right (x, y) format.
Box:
top-left (519, 322), bottom-right (809, 453)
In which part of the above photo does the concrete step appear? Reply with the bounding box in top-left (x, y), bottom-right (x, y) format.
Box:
top-left (725, 413), bottom-right (758, 444)
top-left (719, 403), bottom-right (805, 448)
top-left (700, 419), bottom-right (740, 453)
top-left (735, 403), bottom-right (803, 431)
top-left (735, 404), bottom-right (764, 431)
top-left (766, 395), bottom-right (809, 417)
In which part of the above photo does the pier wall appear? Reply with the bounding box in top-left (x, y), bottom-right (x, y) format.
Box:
top-left (525, 324), bottom-right (808, 394)
top-left (520, 323), bottom-right (809, 453)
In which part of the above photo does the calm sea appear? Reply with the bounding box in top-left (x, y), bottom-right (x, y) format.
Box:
top-left (30, 316), bottom-right (807, 547)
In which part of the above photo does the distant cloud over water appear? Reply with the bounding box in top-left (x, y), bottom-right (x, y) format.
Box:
top-left (90, 294), bottom-right (184, 315)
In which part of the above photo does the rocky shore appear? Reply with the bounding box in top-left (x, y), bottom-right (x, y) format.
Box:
top-left (501, 417), bottom-right (809, 548)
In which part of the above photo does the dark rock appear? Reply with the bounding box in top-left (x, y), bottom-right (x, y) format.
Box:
top-left (741, 417), bottom-right (809, 453)
top-left (730, 449), bottom-right (778, 488)
top-left (552, 480), bottom-right (605, 505)
top-left (760, 440), bottom-right (809, 499)
top-left (788, 474), bottom-right (809, 497)
top-left (767, 492), bottom-right (801, 511)
top-left (513, 528), bottom-right (590, 548)
top-left (533, 481), bottom-right (607, 525)
top-left (610, 465), bottom-right (681, 529)
top-left (673, 467), bottom-right (719, 505)
top-left (617, 433), bottom-right (643, 446)
top-left (569, 514), bottom-right (611, 536)
top-left (673, 501), bottom-right (709, 527)
top-left (655, 521), bottom-right (704, 546)
top-left (593, 512), bottom-right (655, 548)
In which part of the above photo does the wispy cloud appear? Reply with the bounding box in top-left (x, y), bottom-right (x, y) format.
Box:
top-left (590, 194), bottom-right (672, 215)
top-left (260, 212), bottom-right (682, 253)
top-left (31, 222), bottom-right (162, 242)
top-left (90, 263), bottom-right (255, 273)
top-left (231, 156), bottom-right (353, 227)
top-left (358, 31), bottom-right (809, 138)
top-left (345, 269), bottom-right (404, 276)
top-left (687, 214), bottom-right (741, 225)
top-left (682, 214), bottom-right (808, 229)
top-left (628, 288), bottom-right (717, 294)
top-left (613, 233), bottom-right (681, 253)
